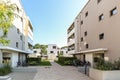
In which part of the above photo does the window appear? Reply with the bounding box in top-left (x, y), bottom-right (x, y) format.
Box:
top-left (16, 42), bottom-right (18, 48)
top-left (17, 29), bottom-right (20, 34)
top-left (50, 51), bottom-right (54, 53)
top-left (81, 37), bottom-right (83, 42)
top-left (20, 35), bottom-right (22, 40)
top-left (110, 7), bottom-right (117, 16)
top-left (34, 51), bottom-right (37, 53)
top-left (99, 33), bottom-right (104, 40)
top-left (57, 51), bottom-right (59, 54)
top-left (85, 11), bottom-right (88, 17)
top-left (17, 7), bottom-right (19, 13)
top-left (97, 0), bottom-right (101, 3)
top-left (53, 46), bottom-right (56, 49)
top-left (81, 21), bottom-right (83, 25)
top-left (84, 31), bottom-right (87, 36)
top-left (99, 14), bottom-right (104, 21)
top-left (66, 51), bottom-right (68, 53)
top-left (21, 17), bottom-right (23, 22)
top-left (86, 44), bottom-right (89, 49)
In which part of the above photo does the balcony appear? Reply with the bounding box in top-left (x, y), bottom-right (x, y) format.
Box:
top-left (28, 36), bottom-right (33, 46)
top-left (67, 28), bottom-right (75, 38)
top-left (68, 50), bottom-right (75, 54)
top-left (68, 39), bottom-right (75, 46)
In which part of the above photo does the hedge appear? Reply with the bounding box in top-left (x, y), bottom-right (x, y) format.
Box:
top-left (58, 57), bottom-right (76, 65)
top-left (28, 57), bottom-right (41, 65)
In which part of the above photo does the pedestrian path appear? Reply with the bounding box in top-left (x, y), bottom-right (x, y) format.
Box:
top-left (33, 62), bottom-right (93, 80)
top-left (9, 67), bottom-right (37, 80)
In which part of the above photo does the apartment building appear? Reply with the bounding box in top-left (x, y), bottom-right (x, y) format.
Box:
top-left (47, 44), bottom-right (59, 60)
top-left (0, 0), bottom-right (33, 67)
top-left (67, 0), bottom-right (120, 66)
top-left (29, 49), bottom-right (41, 58)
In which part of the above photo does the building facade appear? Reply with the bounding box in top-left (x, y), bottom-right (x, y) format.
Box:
top-left (47, 44), bottom-right (59, 60)
top-left (0, 0), bottom-right (33, 67)
top-left (67, 0), bottom-right (120, 66)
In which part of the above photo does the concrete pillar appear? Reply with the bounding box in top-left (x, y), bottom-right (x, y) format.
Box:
top-left (0, 50), bottom-right (3, 64)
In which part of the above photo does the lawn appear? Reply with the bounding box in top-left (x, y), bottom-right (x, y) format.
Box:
top-left (39, 61), bottom-right (51, 66)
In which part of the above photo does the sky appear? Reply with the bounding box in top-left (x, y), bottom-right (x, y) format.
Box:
top-left (21, 0), bottom-right (88, 47)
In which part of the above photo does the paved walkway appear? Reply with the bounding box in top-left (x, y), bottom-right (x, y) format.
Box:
top-left (9, 62), bottom-right (93, 80)
top-left (33, 62), bottom-right (93, 80)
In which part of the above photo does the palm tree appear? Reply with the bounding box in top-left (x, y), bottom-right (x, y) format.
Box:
top-left (0, 0), bottom-right (16, 45)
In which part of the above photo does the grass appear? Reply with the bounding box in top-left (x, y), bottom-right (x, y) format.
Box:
top-left (55, 61), bottom-right (65, 66)
top-left (39, 61), bottom-right (51, 66)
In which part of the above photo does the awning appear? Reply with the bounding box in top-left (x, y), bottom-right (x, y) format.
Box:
top-left (72, 48), bottom-right (108, 55)
top-left (0, 46), bottom-right (33, 54)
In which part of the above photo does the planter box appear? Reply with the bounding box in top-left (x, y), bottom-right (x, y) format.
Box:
top-left (0, 76), bottom-right (12, 80)
top-left (89, 68), bottom-right (120, 80)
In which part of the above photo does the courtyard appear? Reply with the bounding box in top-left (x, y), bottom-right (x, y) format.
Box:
top-left (9, 62), bottom-right (92, 80)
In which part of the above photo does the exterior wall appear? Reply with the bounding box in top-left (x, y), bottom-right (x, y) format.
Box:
top-left (29, 49), bottom-right (41, 58)
top-left (11, 52), bottom-right (18, 67)
top-left (47, 44), bottom-right (59, 56)
top-left (0, 0), bottom-right (33, 67)
top-left (47, 44), bottom-right (59, 60)
top-left (85, 53), bottom-right (93, 67)
top-left (67, 0), bottom-right (120, 62)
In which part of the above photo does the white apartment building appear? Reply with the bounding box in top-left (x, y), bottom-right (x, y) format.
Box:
top-left (29, 49), bottom-right (41, 58)
top-left (47, 44), bottom-right (59, 60)
top-left (0, 0), bottom-right (33, 67)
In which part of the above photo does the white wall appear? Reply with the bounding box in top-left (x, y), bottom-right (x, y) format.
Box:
top-left (47, 44), bottom-right (59, 55)
top-left (11, 52), bottom-right (18, 67)
top-left (85, 53), bottom-right (93, 67)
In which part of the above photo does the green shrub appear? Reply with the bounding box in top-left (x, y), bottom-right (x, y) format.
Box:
top-left (94, 58), bottom-right (115, 70)
top-left (114, 58), bottom-right (120, 70)
top-left (28, 57), bottom-right (41, 65)
top-left (58, 57), bottom-right (76, 65)
top-left (0, 65), bottom-right (12, 76)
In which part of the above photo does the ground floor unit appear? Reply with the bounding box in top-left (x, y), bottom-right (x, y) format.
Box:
top-left (0, 47), bottom-right (31, 67)
top-left (73, 48), bottom-right (120, 67)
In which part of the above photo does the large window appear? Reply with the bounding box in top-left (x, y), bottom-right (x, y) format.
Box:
top-left (81, 37), bottom-right (83, 42)
top-left (81, 20), bottom-right (83, 25)
top-left (50, 51), bottom-right (54, 53)
top-left (17, 29), bottom-right (20, 34)
top-left (86, 44), bottom-right (89, 49)
top-left (110, 7), bottom-right (117, 16)
top-left (16, 42), bottom-right (18, 48)
top-left (97, 0), bottom-right (101, 3)
top-left (53, 46), bottom-right (56, 49)
top-left (99, 14), bottom-right (104, 21)
top-left (99, 33), bottom-right (104, 40)
top-left (85, 11), bottom-right (88, 17)
top-left (84, 31), bottom-right (87, 36)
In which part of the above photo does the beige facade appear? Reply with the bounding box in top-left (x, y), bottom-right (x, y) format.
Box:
top-left (0, 0), bottom-right (33, 67)
top-left (67, 0), bottom-right (120, 66)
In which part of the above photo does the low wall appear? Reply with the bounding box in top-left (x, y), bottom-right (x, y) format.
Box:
top-left (89, 68), bottom-right (120, 80)
top-left (0, 76), bottom-right (12, 80)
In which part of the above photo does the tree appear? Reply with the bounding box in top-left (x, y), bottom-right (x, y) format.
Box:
top-left (0, 0), bottom-right (16, 45)
top-left (33, 43), bottom-right (48, 55)
top-left (33, 43), bottom-right (41, 49)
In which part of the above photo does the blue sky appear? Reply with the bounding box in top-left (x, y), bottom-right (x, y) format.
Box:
top-left (21, 0), bottom-right (88, 47)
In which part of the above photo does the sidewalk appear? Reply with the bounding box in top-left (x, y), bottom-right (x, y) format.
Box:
top-left (33, 62), bottom-right (93, 80)
top-left (9, 67), bottom-right (37, 80)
